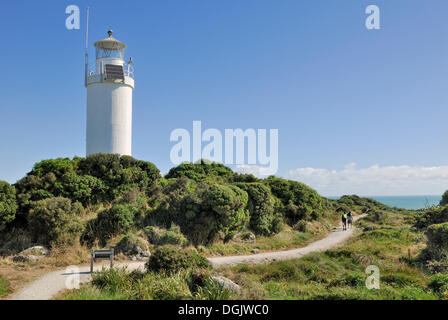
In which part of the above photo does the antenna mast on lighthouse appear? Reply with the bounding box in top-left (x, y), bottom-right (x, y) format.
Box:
top-left (84, 7), bottom-right (90, 87)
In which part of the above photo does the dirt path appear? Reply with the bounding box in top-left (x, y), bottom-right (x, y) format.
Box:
top-left (10, 215), bottom-right (365, 300)
top-left (209, 214), bottom-right (365, 267)
top-left (9, 261), bottom-right (146, 300)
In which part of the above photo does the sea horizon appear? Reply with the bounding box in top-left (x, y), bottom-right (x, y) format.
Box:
top-left (326, 195), bottom-right (442, 210)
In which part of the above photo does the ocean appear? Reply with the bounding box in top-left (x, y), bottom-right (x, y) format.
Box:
top-left (327, 195), bottom-right (442, 210)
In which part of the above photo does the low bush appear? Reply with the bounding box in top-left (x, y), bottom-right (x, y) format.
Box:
top-left (188, 268), bottom-right (212, 293)
top-left (152, 180), bottom-right (249, 245)
top-left (417, 223), bottom-right (448, 274)
top-left (165, 160), bottom-right (235, 182)
top-left (14, 155), bottom-right (160, 214)
top-left (146, 246), bottom-right (211, 274)
top-left (440, 190), bottom-right (448, 207)
top-left (295, 220), bottom-right (307, 232)
top-left (265, 176), bottom-right (322, 225)
top-left (82, 204), bottom-right (138, 246)
top-left (145, 225), bottom-right (188, 246)
top-left (426, 223), bottom-right (448, 250)
top-left (115, 233), bottom-right (149, 255)
top-left (364, 210), bottom-right (387, 223)
top-left (0, 181), bottom-right (18, 226)
top-left (337, 195), bottom-right (390, 212)
top-left (411, 206), bottom-right (448, 230)
top-left (27, 197), bottom-right (83, 247)
top-left (54, 173), bottom-right (107, 206)
top-left (428, 273), bottom-right (448, 295)
top-left (234, 182), bottom-right (282, 236)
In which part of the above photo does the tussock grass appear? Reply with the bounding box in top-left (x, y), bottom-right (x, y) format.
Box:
top-left (0, 276), bottom-right (11, 297)
top-left (57, 267), bottom-right (234, 300)
top-left (219, 211), bottom-right (441, 300)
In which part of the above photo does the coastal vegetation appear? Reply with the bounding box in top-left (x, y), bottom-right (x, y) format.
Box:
top-left (0, 154), bottom-right (329, 254)
top-left (1, 153), bottom-right (448, 300)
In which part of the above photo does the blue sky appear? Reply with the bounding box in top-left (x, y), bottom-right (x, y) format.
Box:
top-left (1, 0), bottom-right (448, 196)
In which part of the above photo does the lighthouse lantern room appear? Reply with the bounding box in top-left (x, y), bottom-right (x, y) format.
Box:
top-left (86, 30), bottom-right (135, 156)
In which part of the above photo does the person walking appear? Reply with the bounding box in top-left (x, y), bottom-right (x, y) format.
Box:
top-left (341, 211), bottom-right (347, 231)
top-left (347, 211), bottom-right (353, 229)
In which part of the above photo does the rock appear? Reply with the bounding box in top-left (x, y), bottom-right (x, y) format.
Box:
top-left (235, 232), bottom-right (256, 243)
top-left (130, 249), bottom-right (150, 261)
top-left (211, 276), bottom-right (241, 293)
top-left (134, 246), bottom-right (143, 255)
top-left (251, 248), bottom-right (259, 254)
top-left (363, 226), bottom-right (375, 232)
top-left (13, 255), bottom-right (43, 263)
top-left (19, 246), bottom-right (49, 256)
top-left (117, 242), bottom-right (150, 260)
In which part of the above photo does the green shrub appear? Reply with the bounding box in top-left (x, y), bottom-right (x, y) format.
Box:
top-left (113, 187), bottom-right (148, 207)
top-left (14, 155), bottom-right (160, 212)
top-left (54, 173), bottom-right (107, 206)
top-left (165, 160), bottom-right (235, 182)
top-left (146, 246), bottom-right (211, 274)
top-left (27, 197), bottom-right (83, 246)
top-left (338, 195), bottom-right (389, 212)
top-left (152, 179), bottom-right (249, 245)
top-left (83, 204), bottom-right (138, 246)
top-left (229, 173), bottom-right (260, 183)
top-left (188, 268), bottom-right (212, 293)
top-left (365, 210), bottom-right (387, 223)
top-left (31, 158), bottom-right (74, 178)
top-left (425, 259), bottom-right (448, 274)
top-left (76, 153), bottom-right (160, 200)
top-left (440, 190), bottom-right (448, 207)
top-left (15, 173), bottom-right (57, 212)
top-left (145, 225), bottom-right (188, 246)
top-left (428, 273), bottom-right (448, 295)
top-left (115, 233), bottom-right (149, 254)
top-left (265, 176), bottom-right (322, 225)
top-left (328, 274), bottom-right (364, 287)
top-left (295, 220), bottom-right (307, 232)
top-left (412, 206), bottom-right (448, 229)
top-left (0, 181), bottom-right (18, 226)
top-left (426, 223), bottom-right (448, 250)
top-left (101, 204), bottom-right (137, 233)
top-left (235, 182), bottom-right (282, 236)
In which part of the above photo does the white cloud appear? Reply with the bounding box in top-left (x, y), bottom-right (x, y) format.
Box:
top-left (286, 163), bottom-right (448, 196)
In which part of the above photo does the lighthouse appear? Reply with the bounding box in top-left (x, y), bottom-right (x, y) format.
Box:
top-left (85, 30), bottom-right (135, 156)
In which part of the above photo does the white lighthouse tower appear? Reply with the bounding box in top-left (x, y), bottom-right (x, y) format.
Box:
top-left (85, 30), bottom-right (135, 156)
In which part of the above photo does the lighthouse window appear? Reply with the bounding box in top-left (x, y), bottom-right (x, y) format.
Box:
top-left (105, 64), bottom-right (124, 81)
top-left (96, 47), bottom-right (125, 60)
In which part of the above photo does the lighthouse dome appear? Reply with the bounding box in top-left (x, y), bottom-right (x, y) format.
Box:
top-left (94, 30), bottom-right (126, 50)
